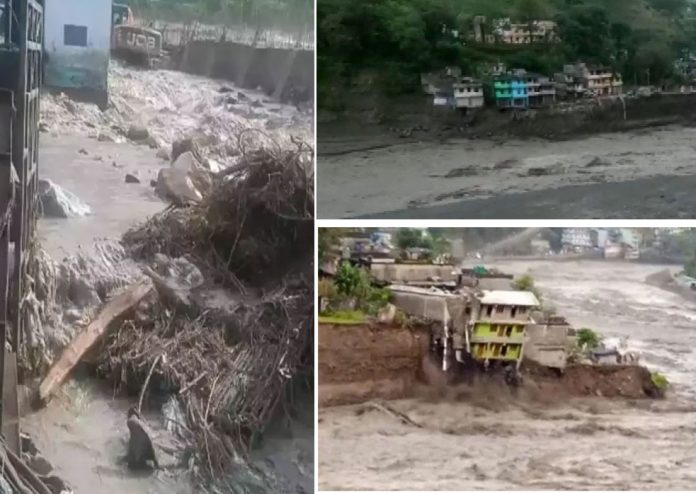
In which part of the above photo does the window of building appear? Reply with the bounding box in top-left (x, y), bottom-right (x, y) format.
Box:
top-left (511, 306), bottom-right (518, 317)
top-left (519, 307), bottom-right (527, 315)
top-left (64, 24), bottom-right (87, 47)
top-left (486, 305), bottom-right (493, 317)
top-left (465, 307), bottom-right (471, 316)
top-left (496, 305), bottom-right (504, 314)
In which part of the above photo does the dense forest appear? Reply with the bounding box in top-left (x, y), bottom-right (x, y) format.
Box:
top-left (318, 0), bottom-right (696, 99)
top-left (132, 0), bottom-right (313, 31)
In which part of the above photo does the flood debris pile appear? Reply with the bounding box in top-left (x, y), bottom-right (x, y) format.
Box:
top-left (98, 140), bottom-right (314, 480)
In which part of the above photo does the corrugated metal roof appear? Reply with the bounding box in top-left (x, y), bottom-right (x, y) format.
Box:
top-left (477, 290), bottom-right (540, 307)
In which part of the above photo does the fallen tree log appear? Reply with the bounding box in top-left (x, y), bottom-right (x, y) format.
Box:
top-left (38, 280), bottom-right (154, 403)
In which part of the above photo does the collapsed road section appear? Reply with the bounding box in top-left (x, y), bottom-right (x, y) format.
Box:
top-left (318, 228), bottom-right (689, 490)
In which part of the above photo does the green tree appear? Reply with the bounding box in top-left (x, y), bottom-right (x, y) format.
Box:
top-left (396, 228), bottom-right (427, 249)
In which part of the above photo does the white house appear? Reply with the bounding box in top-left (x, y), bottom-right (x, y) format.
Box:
top-left (44, 0), bottom-right (112, 108)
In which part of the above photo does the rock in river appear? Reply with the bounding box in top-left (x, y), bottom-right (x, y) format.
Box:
top-left (38, 179), bottom-right (91, 218)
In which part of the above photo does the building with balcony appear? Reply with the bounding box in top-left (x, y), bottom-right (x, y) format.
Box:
top-left (452, 77), bottom-right (484, 110)
top-left (522, 72), bottom-right (556, 107)
top-left (492, 75), bottom-right (528, 109)
top-left (467, 290), bottom-right (540, 364)
top-left (498, 20), bottom-right (558, 44)
top-left (563, 63), bottom-right (623, 97)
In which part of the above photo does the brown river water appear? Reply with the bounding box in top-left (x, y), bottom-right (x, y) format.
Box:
top-left (319, 260), bottom-right (696, 490)
top-left (318, 125), bottom-right (696, 218)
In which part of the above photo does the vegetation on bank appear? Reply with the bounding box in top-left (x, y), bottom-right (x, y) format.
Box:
top-left (319, 0), bottom-right (696, 106)
top-left (320, 262), bottom-right (392, 319)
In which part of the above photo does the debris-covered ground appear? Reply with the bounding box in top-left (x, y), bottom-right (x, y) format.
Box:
top-left (319, 260), bottom-right (696, 490)
top-left (17, 60), bottom-right (313, 493)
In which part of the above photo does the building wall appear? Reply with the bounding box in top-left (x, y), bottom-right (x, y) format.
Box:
top-left (44, 0), bottom-right (111, 107)
top-left (476, 303), bottom-right (531, 322)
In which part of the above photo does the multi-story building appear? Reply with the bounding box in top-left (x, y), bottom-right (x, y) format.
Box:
top-left (561, 228), bottom-right (593, 251)
top-left (492, 75), bottom-right (529, 109)
top-left (498, 20), bottom-right (558, 44)
top-left (452, 77), bottom-right (484, 110)
top-left (523, 72), bottom-right (556, 107)
top-left (563, 63), bottom-right (623, 97)
top-left (465, 290), bottom-right (540, 365)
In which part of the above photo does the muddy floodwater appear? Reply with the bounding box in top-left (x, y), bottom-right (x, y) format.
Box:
top-left (24, 61), bottom-right (314, 493)
top-left (318, 126), bottom-right (696, 218)
top-left (319, 260), bottom-right (696, 490)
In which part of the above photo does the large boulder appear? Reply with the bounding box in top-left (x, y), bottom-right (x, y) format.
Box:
top-left (155, 168), bottom-right (203, 205)
top-left (171, 136), bottom-right (205, 163)
top-left (126, 124), bottom-right (150, 141)
top-left (172, 151), bottom-right (212, 195)
top-left (38, 179), bottom-right (91, 218)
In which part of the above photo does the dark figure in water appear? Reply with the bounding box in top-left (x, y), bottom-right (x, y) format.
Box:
top-left (126, 407), bottom-right (159, 470)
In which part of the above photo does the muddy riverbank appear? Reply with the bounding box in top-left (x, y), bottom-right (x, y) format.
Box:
top-left (319, 260), bottom-right (696, 490)
top-left (318, 124), bottom-right (696, 218)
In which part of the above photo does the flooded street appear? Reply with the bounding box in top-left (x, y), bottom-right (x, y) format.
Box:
top-left (318, 125), bottom-right (696, 218)
top-left (24, 61), bottom-right (313, 493)
top-left (319, 259), bottom-right (696, 490)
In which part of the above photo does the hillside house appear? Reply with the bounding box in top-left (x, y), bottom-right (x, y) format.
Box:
top-left (466, 290), bottom-right (540, 365)
top-left (497, 19), bottom-right (558, 44)
top-left (453, 77), bottom-right (484, 110)
top-left (44, 0), bottom-right (112, 108)
top-left (492, 75), bottom-right (528, 109)
top-left (564, 63), bottom-right (623, 97)
top-left (523, 72), bottom-right (556, 107)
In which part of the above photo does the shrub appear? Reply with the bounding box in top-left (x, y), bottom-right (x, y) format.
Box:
top-left (318, 278), bottom-right (337, 299)
top-left (576, 328), bottom-right (602, 350)
top-left (651, 372), bottom-right (669, 390)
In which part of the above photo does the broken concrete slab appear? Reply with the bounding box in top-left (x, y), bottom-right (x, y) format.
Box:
top-left (38, 179), bottom-right (91, 218)
top-left (125, 173), bottom-right (141, 184)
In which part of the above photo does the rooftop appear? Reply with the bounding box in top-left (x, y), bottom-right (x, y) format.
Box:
top-left (477, 290), bottom-right (540, 307)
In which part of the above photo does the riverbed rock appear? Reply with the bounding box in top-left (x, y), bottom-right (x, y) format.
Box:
top-left (126, 124), bottom-right (150, 141)
top-left (155, 168), bottom-right (203, 205)
top-left (38, 179), bottom-right (91, 218)
top-left (171, 136), bottom-right (204, 163)
top-left (172, 151), bottom-right (212, 194)
top-left (125, 173), bottom-right (140, 184)
top-left (26, 454), bottom-right (53, 476)
top-left (156, 148), bottom-right (170, 161)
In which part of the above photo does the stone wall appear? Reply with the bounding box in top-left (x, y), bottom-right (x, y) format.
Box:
top-left (175, 40), bottom-right (313, 103)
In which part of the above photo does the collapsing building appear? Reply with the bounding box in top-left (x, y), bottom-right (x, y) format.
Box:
top-left (44, 0), bottom-right (112, 107)
top-left (389, 285), bottom-right (541, 375)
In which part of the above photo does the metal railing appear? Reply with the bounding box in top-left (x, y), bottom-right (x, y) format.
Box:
top-left (0, 0), bottom-right (42, 455)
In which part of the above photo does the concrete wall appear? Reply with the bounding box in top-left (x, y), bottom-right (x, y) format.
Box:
top-left (44, 0), bottom-right (111, 107)
top-left (176, 40), bottom-right (313, 103)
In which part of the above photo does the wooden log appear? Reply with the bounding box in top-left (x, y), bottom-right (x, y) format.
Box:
top-left (38, 280), bottom-right (153, 403)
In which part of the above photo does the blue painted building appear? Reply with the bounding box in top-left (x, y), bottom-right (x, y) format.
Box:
top-left (44, 0), bottom-right (112, 108)
top-left (492, 75), bottom-right (528, 109)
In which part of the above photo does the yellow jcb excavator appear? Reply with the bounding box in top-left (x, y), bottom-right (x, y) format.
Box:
top-left (111, 2), bottom-right (167, 68)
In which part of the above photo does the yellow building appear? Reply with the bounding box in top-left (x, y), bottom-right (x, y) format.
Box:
top-left (468, 290), bottom-right (539, 364)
